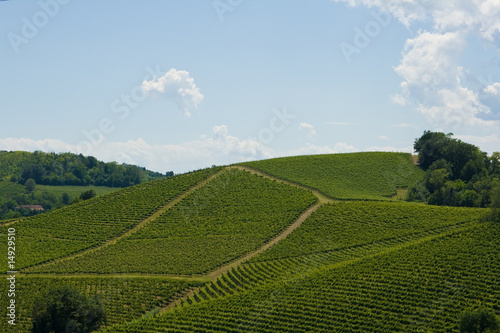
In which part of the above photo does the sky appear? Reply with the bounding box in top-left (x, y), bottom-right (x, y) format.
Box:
top-left (0, 0), bottom-right (499, 174)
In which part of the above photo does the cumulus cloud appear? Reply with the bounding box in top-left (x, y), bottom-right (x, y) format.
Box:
top-left (142, 68), bottom-right (203, 117)
top-left (298, 122), bottom-right (317, 140)
top-left (332, 0), bottom-right (500, 131)
top-left (484, 83), bottom-right (500, 96)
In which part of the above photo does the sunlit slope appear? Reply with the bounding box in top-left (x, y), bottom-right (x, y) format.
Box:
top-left (31, 169), bottom-right (317, 275)
top-left (241, 152), bottom-right (423, 200)
top-left (250, 201), bottom-right (484, 262)
top-left (101, 221), bottom-right (499, 333)
top-left (0, 167), bottom-right (222, 271)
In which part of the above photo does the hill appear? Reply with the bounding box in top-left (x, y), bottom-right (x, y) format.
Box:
top-left (0, 150), bottom-right (169, 220)
top-left (240, 152), bottom-right (423, 200)
top-left (0, 152), bottom-right (497, 333)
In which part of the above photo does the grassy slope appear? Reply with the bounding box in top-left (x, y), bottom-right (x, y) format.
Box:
top-left (0, 276), bottom-right (204, 332)
top-left (2, 153), bottom-right (498, 333)
top-left (0, 180), bottom-right (118, 199)
top-left (102, 219), bottom-right (498, 333)
top-left (241, 152), bottom-right (423, 200)
top-left (0, 167), bottom-right (222, 271)
top-left (31, 169), bottom-right (318, 275)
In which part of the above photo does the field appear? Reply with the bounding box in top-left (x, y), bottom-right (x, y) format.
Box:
top-left (29, 169), bottom-right (318, 275)
top-left (100, 221), bottom-right (499, 333)
top-left (0, 167), bottom-right (222, 271)
top-left (0, 152), bottom-right (497, 333)
top-left (240, 152), bottom-right (423, 200)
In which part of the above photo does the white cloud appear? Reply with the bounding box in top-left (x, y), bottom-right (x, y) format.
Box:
top-left (379, 135), bottom-right (389, 140)
top-left (484, 83), bottom-right (500, 96)
top-left (298, 122), bottom-right (316, 140)
top-left (332, 0), bottom-right (500, 131)
top-left (142, 68), bottom-right (203, 117)
top-left (331, 0), bottom-right (500, 43)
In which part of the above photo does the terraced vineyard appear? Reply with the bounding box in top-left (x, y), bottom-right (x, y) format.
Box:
top-left (29, 169), bottom-right (317, 275)
top-left (0, 276), bottom-right (204, 332)
top-left (1, 153), bottom-right (497, 333)
top-left (0, 167), bottom-right (222, 271)
top-left (241, 152), bottom-right (423, 200)
top-left (101, 222), bottom-right (499, 333)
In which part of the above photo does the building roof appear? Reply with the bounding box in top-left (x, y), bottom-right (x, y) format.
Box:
top-left (15, 205), bottom-right (45, 211)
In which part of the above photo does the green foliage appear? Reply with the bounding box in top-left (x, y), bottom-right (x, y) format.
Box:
top-left (79, 189), bottom-right (96, 201)
top-left (241, 152), bottom-right (423, 200)
top-left (410, 131), bottom-right (499, 208)
top-left (31, 285), bottom-right (106, 333)
top-left (25, 178), bottom-right (36, 193)
top-left (100, 222), bottom-right (500, 333)
top-left (250, 202), bottom-right (484, 262)
top-left (0, 276), bottom-right (200, 332)
top-left (460, 308), bottom-right (500, 333)
top-left (0, 167), bottom-right (222, 271)
top-left (0, 150), bottom-right (166, 188)
top-left (31, 169), bottom-right (317, 275)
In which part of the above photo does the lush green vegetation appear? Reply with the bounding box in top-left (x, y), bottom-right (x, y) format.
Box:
top-left (241, 152), bottom-right (423, 200)
top-left (31, 286), bottom-right (106, 333)
top-left (0, 150), bottom-right (167, 186)
top-left (0, 276), bottom-right (202, 332)
top-left (0, 180), bottom-right (118, 220)
top-left (249, 201), bottom-right (485, 262)
top-left (0, 167), bottom-right (222, 271)
top-left (31, 169), bottom-right (317, 275)
top-left (409, 131), bottom-right (500, 210)
top-left (101, 221), bottom-right (499, 333)
top-left (1, 149), bottom-right (498, 333)
top-left (0, 150), bottom-right (169, 220)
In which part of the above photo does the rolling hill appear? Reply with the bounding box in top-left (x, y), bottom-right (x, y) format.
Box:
top-left (0, 152), bottom-right (497, 333)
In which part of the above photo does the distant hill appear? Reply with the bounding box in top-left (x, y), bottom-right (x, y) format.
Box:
top-left (0, 150), bottom-right (168, 186)
top-left (0, 150), bottom-right (171, 220)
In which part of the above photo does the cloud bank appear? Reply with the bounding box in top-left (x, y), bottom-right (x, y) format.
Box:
top-left (333, 0), bottom-right (500, 130)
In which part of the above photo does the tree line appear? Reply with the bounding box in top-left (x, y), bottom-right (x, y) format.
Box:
top-left (3, 151), bottom-right (169, 188)
top-left (409, 131), bottom-right (500, 216)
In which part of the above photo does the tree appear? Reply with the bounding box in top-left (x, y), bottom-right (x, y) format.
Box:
top-left (25, 178), bottom-right (36, 193)
top-left (460, 308), bottom-right (499, 333)
top-left (61, 192), bottom-right (70, 205)
top-left (80, 190), bottom-right (96, 201)
top-left (490, 180), bottom-right (500, 222)
top-left (31, 286), bottom-right (106, 333)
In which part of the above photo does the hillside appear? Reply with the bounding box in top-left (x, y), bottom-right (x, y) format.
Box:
top-left (0, 152), bottom-right (497, 333)
top-left (0, 150), bottom-right (169, 220)
top-left (240, 152), bottom-right (423, 200)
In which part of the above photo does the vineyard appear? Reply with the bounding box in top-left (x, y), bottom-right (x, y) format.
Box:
top-left (100, 222), bottom-right (499, 333)
top-left (0, 275), bottom-right (204, 332)
top-left (241, 152), bottom-right (423, 200)
top-left (29, 169), bottom-right (318, 275)
top-left (0, 167), bottom-right (222, 271)
top-left (0, 152), bottom-right (497, 333)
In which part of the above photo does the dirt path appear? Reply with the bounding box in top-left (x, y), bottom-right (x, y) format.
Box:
top-left (205, 202), bottom-right (322, 280)
top-left (230, 165), bottom-right (334, 205)
top-left (23, 170), bottom-right (227, 273)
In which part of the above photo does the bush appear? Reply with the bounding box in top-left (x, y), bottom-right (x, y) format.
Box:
top-left (460, 308), bottom-right (499, 333)
top-left (32, 286), bottom-right (106, 333)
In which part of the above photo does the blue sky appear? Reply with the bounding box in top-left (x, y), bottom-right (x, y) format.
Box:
top-left (1, 0), bottom-right (499, 173)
